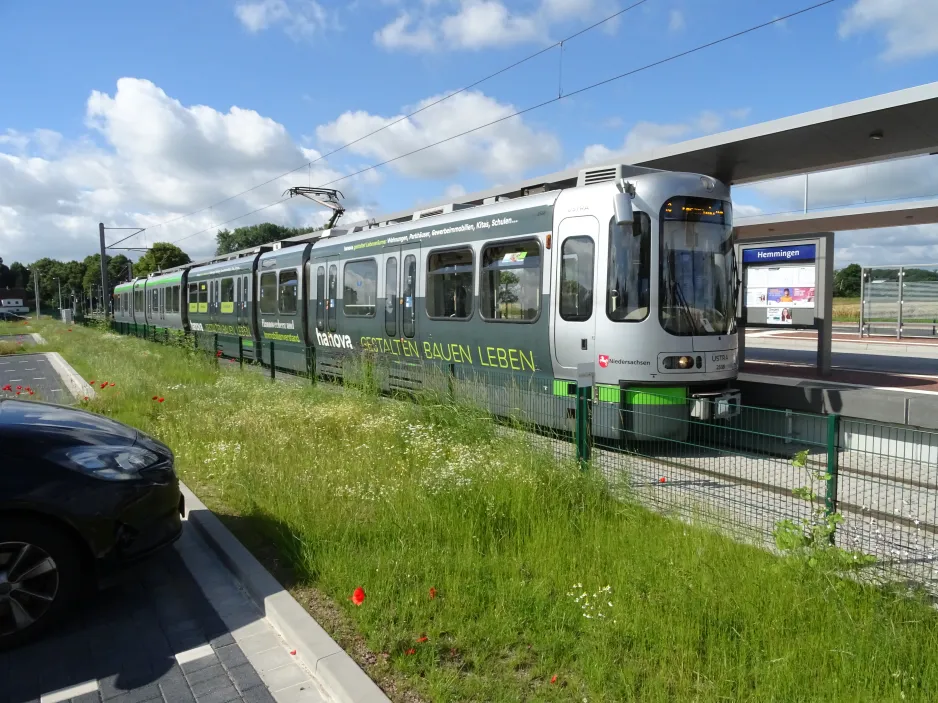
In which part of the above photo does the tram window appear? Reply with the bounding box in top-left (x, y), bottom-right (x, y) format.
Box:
top-left (243, 276), bottom-right (249, 306)
top-left (279, 269), bottom-right (299, 315)
top-left (259, 272), bottom-right (277, 314)
top-left (169, 285), bottom-right (177, 313)
top-left (188, 283), bottom-right (197, 311)
top-left (316, 266), bottom-right (325, 331)
top-left (402, 255), bottom-right (416, 338)
top-left (426, 249), bottom-right (473, 320)
top-left (221, 278), bottom-right (234, 303)
top-left (385, 257), bottom-right (398, 336)
top-left (607, 212), bottom-right (650, 322)
top-left (328, 264), bottom-right (337, 332)
top-left (559, 237), bottom-right (594, 321)
top-left (343, 259), bottom-right (377, 317)
top-left (199, 282), bottom-right (208, 310)
top-left (481, 239), bottom-right (540, 322)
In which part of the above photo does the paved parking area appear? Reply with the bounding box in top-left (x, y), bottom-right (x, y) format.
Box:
top-left (1, 523), bottom-right (329, 703)
top-left (0, 353), bottom-right (69, 403)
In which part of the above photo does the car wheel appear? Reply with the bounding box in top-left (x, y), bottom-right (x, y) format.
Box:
top-left (0, 517), bottom-right (84, 650)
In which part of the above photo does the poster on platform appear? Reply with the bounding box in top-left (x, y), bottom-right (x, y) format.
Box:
top-left (766, 307), bottom-right (793, 325)
top-left (745, 266), bottom-right (816, 309)
top-left (766, 285), bottom-right (815, 307)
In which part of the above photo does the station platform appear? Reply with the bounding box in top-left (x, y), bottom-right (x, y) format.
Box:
top-left (738, 329), bottom-right (938, 430)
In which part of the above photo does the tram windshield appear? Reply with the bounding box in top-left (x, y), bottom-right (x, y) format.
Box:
top-left (659, 196), bottom-right (736, 336)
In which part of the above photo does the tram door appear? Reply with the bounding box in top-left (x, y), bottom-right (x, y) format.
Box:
top-left (383, 248), bottom-right (419, 342)
top-left (553, 216), bottom-right (599, 371)
top-left (310, 256), bottom-right (340, 340)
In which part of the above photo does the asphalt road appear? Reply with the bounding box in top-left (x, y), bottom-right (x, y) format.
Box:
top-left (744, 346), bottom-right (938, 376)
top-left (0, 353), bottom-right (70, 403)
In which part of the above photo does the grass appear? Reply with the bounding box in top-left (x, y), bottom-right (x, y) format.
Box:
top-left (8, 319), bottom-right (938, 701)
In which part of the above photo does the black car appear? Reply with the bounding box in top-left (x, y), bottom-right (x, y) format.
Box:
top-left (0, 311), bottom-right (27, 321)
top-left (0, 399), bottom-right (183, 648)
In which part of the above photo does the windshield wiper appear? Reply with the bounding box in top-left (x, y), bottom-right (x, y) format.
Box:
top-left (671, 276), bottom-right (701, 335)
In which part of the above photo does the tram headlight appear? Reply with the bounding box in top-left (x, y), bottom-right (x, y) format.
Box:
top-left (662, 355), bottom-right (695, 370)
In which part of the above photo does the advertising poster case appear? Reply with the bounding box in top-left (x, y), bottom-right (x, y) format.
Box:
top-left (742, 244), bottom-right (817, 327)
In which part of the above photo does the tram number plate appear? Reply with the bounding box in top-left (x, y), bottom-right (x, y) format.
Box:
top-left (709, 351), bottom-right (737, 372)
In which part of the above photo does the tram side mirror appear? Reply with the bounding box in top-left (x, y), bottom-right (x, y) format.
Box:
top-left (613, 191), bottom-right (634, 226)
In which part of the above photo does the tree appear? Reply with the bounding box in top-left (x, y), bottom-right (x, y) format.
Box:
top-left (9, 262), bottom-right (28, 289)
top-left (133, 243), bottom-right (191, 277)
top-left (215, 223), bottom-right (320, 255)
top-left (834, 263), bottom-right (861, 298)
top-left (81, 253), bottom-right (133, 297)
top-left (0, 258), bottom-right (11, 288)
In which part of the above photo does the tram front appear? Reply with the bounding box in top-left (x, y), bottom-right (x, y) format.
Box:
top-left (657, 193), bottom-right (740, 419)
top-left (599, 176), bottom-right (741, 441)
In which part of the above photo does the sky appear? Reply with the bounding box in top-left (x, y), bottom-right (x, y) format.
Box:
top-left (1, 0), bottom-right (937, 268)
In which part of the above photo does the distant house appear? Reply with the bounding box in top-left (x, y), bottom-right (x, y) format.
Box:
top-left (1, 288), bottom-right (30, 314)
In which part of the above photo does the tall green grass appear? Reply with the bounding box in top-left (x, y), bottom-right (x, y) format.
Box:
top-left (18, 320), bottom-right (938, 702)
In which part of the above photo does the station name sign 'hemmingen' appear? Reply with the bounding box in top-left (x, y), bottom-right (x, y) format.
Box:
top-left (743, 244), bottom-right (817, 264)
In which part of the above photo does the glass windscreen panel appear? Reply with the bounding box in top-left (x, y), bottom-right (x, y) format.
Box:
top-left (659, 197), bottom-right (735, 336)
top-left (607, 213), bottom-right (650, 322)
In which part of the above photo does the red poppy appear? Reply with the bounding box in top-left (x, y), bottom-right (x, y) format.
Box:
top-left (16, 386), bottom-right (21, 390)
top-left (89, 380), bottom-right (96, 384)
top-left (158, 397), bottom-right (165, 403)
top-left (2, 385), bottom-right (10, 391)
top-left (216, 350), bottom-right (222, 357)
top-left (67, 329), bottom-right (72, 332)
top-left (416, 636), bottom-right (428, 643)
top-left (109, 382), bottom-right (115, 387)
top-left (350, 586), bottom-right (366, 606)
top-left (100, 381), bottom-right (108, 389)
top-left (152, 395), bottom-right (158, 400)
top-left (16, 391), bottom-right (20, 395)
top-left (83, 396), bottom-right (89, 401)
top-left (28, 390), bottom-right (34, 396)
top-left (550, 675), bottom-right (558, 684)
top-left (658, 477), bottom-right (667, 483)
top-left (406, 648), bottom-right (416, 655)
top-left (25, 387), bottom-right (30, 392)
top-left (289, 649), bottom-right (296, 656)
top-left (429, 587), bottom-right (437, 600)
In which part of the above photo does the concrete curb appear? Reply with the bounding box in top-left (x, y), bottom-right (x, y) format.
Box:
top-left (31, 333), bottom-right (46, 344)
top-left (44, 351), bottom-right (95, 400)
top-left (178, 482), bottom-right (391, 703)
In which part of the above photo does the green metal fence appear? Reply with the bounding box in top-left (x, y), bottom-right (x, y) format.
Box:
top-left (98, 319), bottom-right (938, 591)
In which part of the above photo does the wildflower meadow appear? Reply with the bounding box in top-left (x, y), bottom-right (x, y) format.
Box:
top-left (6, 318), bottom-right (938, 702)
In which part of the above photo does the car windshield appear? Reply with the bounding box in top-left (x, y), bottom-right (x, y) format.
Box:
top-left (659, 196), bottom-right (736, 336)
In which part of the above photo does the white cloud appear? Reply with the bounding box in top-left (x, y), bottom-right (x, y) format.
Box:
top-left (374, 12), bottom-right (437, 51)
top-left (316, 90), bottom-right (561, 180)
top-left (839, 0), bottom-right (938, 61)
top-left (834, 224), bottom-right (938, 266)
top-left (668, 9), bottom-right (684, 32)
top-left (375, 0), bottom-right (598, 52)
top-left (578, 109), bottom-right (747, 166)
top-left (441, 1), bottom-right (541, 50)
top-left (444, 183), bottom-right (467, 198)
top-left (234, 0), bottom-right (330, 40)
top-left (0, 78), bottom-right (355, 265)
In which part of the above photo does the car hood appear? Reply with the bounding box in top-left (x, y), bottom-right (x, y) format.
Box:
top-left (0, 398), bottom-right (140, 447)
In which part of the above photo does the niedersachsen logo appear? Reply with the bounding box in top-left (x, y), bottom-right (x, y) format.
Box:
top-left (598, 354), bottom-right (650, 368)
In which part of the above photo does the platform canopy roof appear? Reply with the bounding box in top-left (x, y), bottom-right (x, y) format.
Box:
top-left (628, 81), bottom-right (938, 185)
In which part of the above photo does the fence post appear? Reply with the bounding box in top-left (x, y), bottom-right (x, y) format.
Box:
top-left (306, 344), bottom-right (314, 383)
top-left (575, 363), bottom-right (594, 469)
top-left (213, 333), bottom-right (219, 365)
top-left (165, 328), bottom-right (169, 345)
top-left (238, 336), bottom-right (244, 370)
top-left (825, 412), bottom-right (840, 545)
top-left (194, 331), bottom-right (198, 353)
top-left (270, 340), bottom-right (276, 380)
